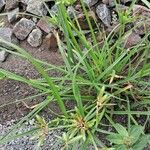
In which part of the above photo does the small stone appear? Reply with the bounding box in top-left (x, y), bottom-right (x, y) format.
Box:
top-left (0, 0), bottom-right (5, 11)
top-left (0, 27), bottom-right (18, 62)
top-left (26, 0), bottom-right (47, 16)
top-left (7, 7), bottom-right (19, 23)
top-left (96, 4), bottom-right (111, 27)
top-left (5, 0), bottom-right (18, 10)
top-left (124, 32), bottom-right (141, 48)
top-left (0, 28), bottom-right (12, 42)
top-left (0, 50), bottom-right (8, 62)
top-left (27, 28), bottom-right (42, 47)
top-left (40, 33), bottom-right (57, 51)
top-left (13, 18), bottom-right (35, 40)
top-left (37, 17), bottom-right (55, 33)
top-left (83, 0), bottom-right (98, 7)
top-left (0, 27), bottom-right (16, 46)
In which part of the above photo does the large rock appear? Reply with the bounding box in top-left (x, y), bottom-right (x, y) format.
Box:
top-left (7, 7), bottom-right (19, 23)
top-left (5, 0), bottom-right (18, 10)
top-left (96, 4), bottom-right (111, 27)
top-left (26, 0), bottom-right (47, 16)
top-left (27, 28), bottom-right (42, 47)
top-left (0, 0), bottom-right (5, 11)
top-left (13, 18), bottom-right (35, 40)
top-left (83, 0), bottom-right (98, 7)
top-left (37, 17), bottom-right (55, 33)
top-left (0, 28), bottom-right (18, 62)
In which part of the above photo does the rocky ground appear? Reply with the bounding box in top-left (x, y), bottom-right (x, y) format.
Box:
top-left (0, 0), bottom-right (150, 149)
top-left (0, 119), bottom-right (61, 150)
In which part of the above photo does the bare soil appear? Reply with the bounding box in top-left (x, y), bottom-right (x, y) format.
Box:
top-left (0, 41), bottom-right (63, 124)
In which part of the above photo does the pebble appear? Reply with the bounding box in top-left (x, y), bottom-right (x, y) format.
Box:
top-left (0, 27), bottom-right (18, 48)
top-left (13, 18), bottom-right (35, 40)
top-left (27, 28), bottom-right (42, 47)
top-left (37, 17), bottom-right (55, 34)
top-left (0, 119), bottom-right (61, 149)
top-left (5, 0), bottom-right (18, 10)
top-left (0, 27), bottom-right (19, 62)
top-left (26, 0), bottom-right (47, 16)
top-left (96, 4), bottom-right (111, 27)
top-left (0, 0), bottom-right (5, 11)
top-left (7, 7), bottom-right (19, 23)
top-left (0, 50), bottom-right (8, 62)
top-left (0, 28), bottom-right (13, 43)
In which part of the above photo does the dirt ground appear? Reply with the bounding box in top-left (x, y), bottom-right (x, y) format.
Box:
top-left (0, 41), bottom-right (63, 124)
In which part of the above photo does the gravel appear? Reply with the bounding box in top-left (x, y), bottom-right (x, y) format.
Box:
top-left (0, 119), bottom-right (62, 150)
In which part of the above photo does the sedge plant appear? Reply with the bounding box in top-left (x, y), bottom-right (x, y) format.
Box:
top-left (0, 0), bottom-right (150, 149)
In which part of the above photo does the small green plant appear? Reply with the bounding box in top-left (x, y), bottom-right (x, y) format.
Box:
top-left (118, 10), bottom-right (133, 25)
top-left (107, 124), bottom-right (150, 150)
top-left (31, 115), bottom-right (49, 148)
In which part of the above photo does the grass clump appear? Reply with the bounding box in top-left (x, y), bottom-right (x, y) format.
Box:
top-left (0, 0), bottom-right (150, 149)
